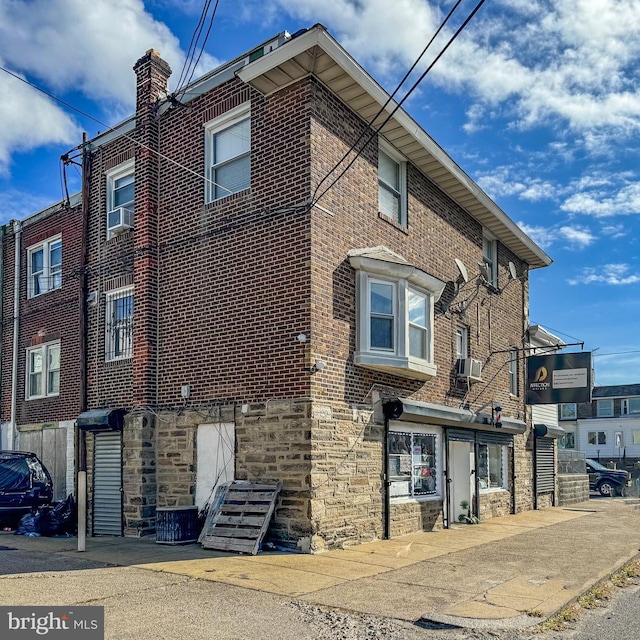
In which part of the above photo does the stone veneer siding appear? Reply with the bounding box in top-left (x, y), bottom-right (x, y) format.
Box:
top-left (557, 474), bottom-right (589, 505)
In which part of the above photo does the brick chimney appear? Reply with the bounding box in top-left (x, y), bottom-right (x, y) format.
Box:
top-left (131, 50), bottom-right (171, 407)
top-left (133, 49), bottom-right (172, 123)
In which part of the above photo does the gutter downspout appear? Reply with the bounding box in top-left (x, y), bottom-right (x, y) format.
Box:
top-left (9, 220), bottom-right (22, 450)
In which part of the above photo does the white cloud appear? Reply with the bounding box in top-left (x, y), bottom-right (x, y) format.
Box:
top-left (518, 222), bottom-right (595, 250)
top-left (0, 65), bottom-right (80, 175)
top-left (0, 0), bottom-right (218, 101)
top-left (0, 0), bottom-right (221, 174)
top-left (557, 225), bottom-right (596, 248)
top-left (568, 263), bottom-right (640, 285)
top-left (263, 0), bottom-right (640, 146)
top-left (561, 181), bottom-right (640, 217)
top-left (516, 222), bottom-right (556, 250)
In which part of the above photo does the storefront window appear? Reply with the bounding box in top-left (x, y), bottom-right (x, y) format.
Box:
top-left (389, 431), bottom-right (438, 498)
top-left (478, 443), bottom-right (507, 490)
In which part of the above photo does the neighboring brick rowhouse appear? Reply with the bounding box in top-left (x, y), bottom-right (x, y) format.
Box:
top-left (1, 203), bottom-right (83, 427)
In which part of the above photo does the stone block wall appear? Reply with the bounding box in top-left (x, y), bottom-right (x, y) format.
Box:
top-left (479, 490), bottom-right (511, 519)
top-left (557, 474), bottom-right (589, 505)
top-left (122, 413), bottom-right (157, 536)
top-left (390, 499), bottom-right (444, 537)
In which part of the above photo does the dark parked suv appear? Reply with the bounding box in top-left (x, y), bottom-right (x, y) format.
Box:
top-left (0, 451), bottom-right (53, 525)
top-left (586, 459), bottom-right (630, 497)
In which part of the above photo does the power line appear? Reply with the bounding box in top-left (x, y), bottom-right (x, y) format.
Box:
top-left (311, 0), bottom-right (465, 205)
top-left (174, 0), bottom-right (213, 92)
top-left (173, 0), bottom-right (221, 100)
top-left (312, 0), bottom-right (486, 208)
top-left (0, 63), bottom-right (233, 197)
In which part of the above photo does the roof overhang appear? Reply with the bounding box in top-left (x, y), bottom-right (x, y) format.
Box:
top-left (383, 398), bottom-right (527, 436)
top-left (77, 409), bottom-right (125, 432)
top-left (237, 24), bottom-right (551, 270)
top-left (534, 423), bottom-right (565, 439)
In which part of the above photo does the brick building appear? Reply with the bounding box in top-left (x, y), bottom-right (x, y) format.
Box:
top-left (1, 195), bottom-right (82, 500)
top-left (2, 25), bottom-right (554, 550)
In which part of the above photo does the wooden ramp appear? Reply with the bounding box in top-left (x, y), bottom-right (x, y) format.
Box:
top-left (200, 481), bottom-right (282, 555)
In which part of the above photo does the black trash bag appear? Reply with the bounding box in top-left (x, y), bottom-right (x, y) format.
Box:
top-left (15, 509), bottom-right (45, 536)
top-left (43, 494), bottom-right (77, 536)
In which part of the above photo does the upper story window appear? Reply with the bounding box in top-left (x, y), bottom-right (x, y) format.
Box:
top-left (349, 247), bottom-right (446, 381)
top-left (622, 398), bottom-right (640, 415)
top-left (559, 403), bottom-right (577, 420)
top-left (596, 399), bottom-right (614, 417)
top-left (105, 287), bottom-right (134, 361)
top-left (27, 236), bottom-right (62, 298)
top-left (106, 161), bottom-right (135, 240)
top-left (205, 102), bottom-right (251, 203)
top-left (455, 325), bottom-right (468, 360)
top-left (482, 229), bottom-right (497, 287)
top-left (26, 341), bottom-right (60, 400)
top-left (378, 140), bottom-right (407, 226)
top-left (509, 348), bottom-right (518, 396)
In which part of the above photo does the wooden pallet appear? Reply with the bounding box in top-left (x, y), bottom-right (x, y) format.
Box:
top-left (200, 481), bottom-right (282, 555)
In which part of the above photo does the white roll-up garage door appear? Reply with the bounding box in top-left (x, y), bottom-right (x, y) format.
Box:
top-left (93, 431), bottom-right (123, 536)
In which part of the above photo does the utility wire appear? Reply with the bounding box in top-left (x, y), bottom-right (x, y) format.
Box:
top-left (174, 0), bottom-right (213, 93)
top-left (182, 0), bottom-right (220, 95)
top-left (0, 63), bottom-right (233, 197)
top-left (312, 0), bottom-right (486, 208)
top-left (311, 0), bottom-right (465, 205)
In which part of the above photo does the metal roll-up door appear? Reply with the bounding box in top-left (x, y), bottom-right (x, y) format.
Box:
top-left (447, 429), bottom-right (475, 443)
top-left (93, 431), bottom-right (123, 536)
top-left (535, 437), bottom-right (555, 494)
top-left (478, 432), bottom-right (513, 447)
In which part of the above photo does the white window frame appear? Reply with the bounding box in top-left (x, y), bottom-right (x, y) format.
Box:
top-left (25, 341), bottom-right (60, 400)
top-left (622, 398), bottom-right (640, 415)
top-left (27, 235), bottom-right (62, 298)
top-left (351, 257), bottom-right (445, 381)
top-left (478, 443), bottom-right (509, 491)
top-left (509, 348), bottom-right (518, 396)
top-left (204, 102), bottom-right (251, 203)
top-left (105, 287), bottom-right (134, 362)
top-left (588, 431), bottom-right (607, 445)
top-left (378, 139), bottom-right (407, 226)
top-left (559, 403), bottom-right (577, 420)
top-left (388, 425), bottom-right (442, 501)
top-left (482, 229), bottom-right (498, 287)
top-left (596, 399), bottom-right (614, 417)
top-left (455, 325), bottom-right (468, 360)
top-left (106, 160), bottom-right (135, 240)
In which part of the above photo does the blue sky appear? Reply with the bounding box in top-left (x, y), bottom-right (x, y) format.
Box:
top-left (1, 0), bottom-right (639, 385)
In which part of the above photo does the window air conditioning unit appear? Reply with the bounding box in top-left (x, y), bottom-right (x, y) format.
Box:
top-left (456, 357), bottom-right (483, 383)
top-left (107, 207), bottom-right (134, 234)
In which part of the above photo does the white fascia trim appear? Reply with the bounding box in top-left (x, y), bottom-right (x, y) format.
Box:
top-left (238, 25), bottom-right (551, 269)
top-left (349, 254), bottom-right (446, 302)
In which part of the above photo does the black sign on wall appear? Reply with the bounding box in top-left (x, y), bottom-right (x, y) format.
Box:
top-left (526, 352), bottom-right (592, 405)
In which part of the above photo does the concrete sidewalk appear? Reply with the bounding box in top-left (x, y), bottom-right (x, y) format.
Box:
top-left (3, 497), bottom-right (640, 630)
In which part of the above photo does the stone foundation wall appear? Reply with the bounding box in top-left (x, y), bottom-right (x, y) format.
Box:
top-left (122, 413), bottom-right (157, 536)
top-left (514, 431), bottom-right (535, 512)
top-left (536, 492), bottom-right (554, 509)
top-left (557, 474), bottom-right (589, 505)
top-left (390, 499), bottom-right (444, 537)
top-left (235, 400), bottom-right (314, 550)
top-left (479, 490), bottom-right (511, 519)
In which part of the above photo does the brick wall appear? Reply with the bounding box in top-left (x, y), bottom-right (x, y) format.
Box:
top-left (1, 204), bottom-right (83, 427)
